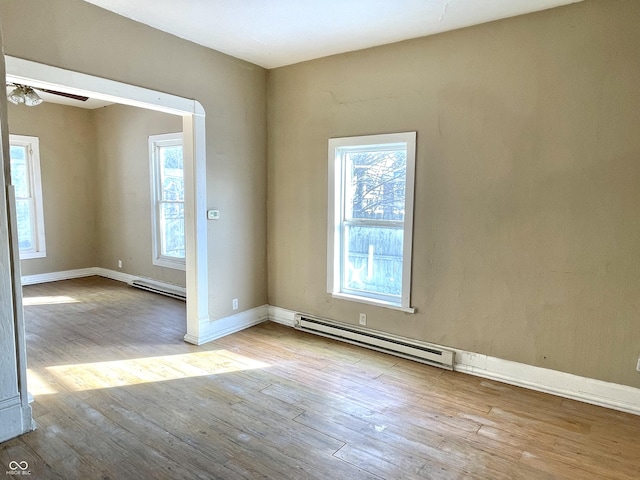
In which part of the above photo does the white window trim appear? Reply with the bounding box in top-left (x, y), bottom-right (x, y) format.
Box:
top-left (149, 132), bottom-right (186, 271)
top-left (327, 131), bottom-right (416, 313)
top-left (9, 134), bottom-right (46, 260)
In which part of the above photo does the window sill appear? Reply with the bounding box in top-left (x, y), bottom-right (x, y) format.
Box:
top-left (331, 292), bottom-right (415, 314)
top-left (153, 258), bottom-right (186, 271)
top-left (20, 251), bottom-right (46, 260)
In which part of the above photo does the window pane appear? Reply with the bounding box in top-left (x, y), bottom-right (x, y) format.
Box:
top-left (342, 225), bottom-right (403, 298)
top-left (160, 146), bottom-right (184, 202)
top-left (10, 135), bottom-right (46, 259)
top-left (10, 146), bottom-right (30, 198)
top-left (346, 150), bottom-right (406, 221)
top-left (10, 145), bottom-right (25, 160)
top-left (15, 199), bottom-right (33, 251)
top-left (160, 202), bottom-right (185, 258)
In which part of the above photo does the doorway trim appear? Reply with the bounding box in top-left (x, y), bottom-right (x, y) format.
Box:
top-left (5, 55), bottom-right (209, 343)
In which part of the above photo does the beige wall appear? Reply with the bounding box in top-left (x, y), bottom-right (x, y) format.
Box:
top-left (3, 0), bottom-right (639, 390)
top-left (0, 0), bottom-right (268, 318)
top-left (94, 104), bottom-right (184, 286)
top-left (8, 102), bottom-right (98, 276)
top-left (268, 0), bottom-right (640, 388)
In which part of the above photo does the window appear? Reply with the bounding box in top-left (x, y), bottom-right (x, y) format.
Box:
top-left (149, 132), bottom-right (185, 270)
top-left (9, 134), bottom-right (46, 259)
top-left (328, 132), bottom-right (416, 312)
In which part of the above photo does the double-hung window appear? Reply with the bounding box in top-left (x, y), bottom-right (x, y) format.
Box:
top-left (149, 132), bottom-right (185, 270)
top-left (328, 132), bottom-right (416, 311)
top-left (9, 134), bottom-right (46, 259)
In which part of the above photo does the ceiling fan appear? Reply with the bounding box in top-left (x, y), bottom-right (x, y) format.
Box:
top-left (6, 82), bottom-right (89, 106)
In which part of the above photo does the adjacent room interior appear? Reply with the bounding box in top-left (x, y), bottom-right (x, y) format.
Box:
top-left (8, 96), bottom-right (186, 290)
top-left (0, 0), bottom-right (639, 478)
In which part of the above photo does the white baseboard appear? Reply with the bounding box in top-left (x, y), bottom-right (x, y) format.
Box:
top-left (455, 351), bottom-right (640, 416)
top-left (269, 305), bottom-right (296, 327)
top-left (0, 396), bottom-right (33, 443)
top-left (185, 305), bottom-right (270, 345)
top-left (268, 306), bottom-right (640, 416)
top-left (92, 267), bottom-right (137, 284)
top-left (183, 332), bottom-right (202, 345)
top-left (21, 267), bottom-right (185, 296)
top-left (21, 267), bottom-right (97, 285)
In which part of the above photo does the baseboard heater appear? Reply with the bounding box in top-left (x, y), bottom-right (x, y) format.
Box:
top-left (130, 279), bottom-right (186, 301)
top-left (294, 314), bottom-right (455, 370)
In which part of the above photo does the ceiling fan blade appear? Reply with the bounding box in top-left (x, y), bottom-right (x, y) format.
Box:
top-left (38, 88), bottom-right (89, 102)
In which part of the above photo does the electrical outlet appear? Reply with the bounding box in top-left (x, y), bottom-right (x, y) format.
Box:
top-left (636, 356), bottom-right (640, 372)
top-left (118, 259), bottom-right (122, 269)
top-left (359, 313), bottom-right (367, 326)
top-left (232, 298), bottom-right (239, 310)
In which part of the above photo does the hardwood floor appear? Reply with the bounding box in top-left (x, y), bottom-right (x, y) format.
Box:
top-left (1, 276), bottom-right (639, 479)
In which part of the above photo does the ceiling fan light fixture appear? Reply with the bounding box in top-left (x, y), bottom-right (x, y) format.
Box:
top-left (23, 87), bottom-right (43, 106)
top-left (7, 84), bottom-right (44, 106)
top-left (7, 86), bottom-right (26, 105)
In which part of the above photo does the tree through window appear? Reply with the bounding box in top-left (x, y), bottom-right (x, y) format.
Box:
top-left (328, 132), bottom-right (416, 311)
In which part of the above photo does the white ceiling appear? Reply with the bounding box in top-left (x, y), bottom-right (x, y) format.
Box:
top-left (83, 0), bottom-right (582, 69)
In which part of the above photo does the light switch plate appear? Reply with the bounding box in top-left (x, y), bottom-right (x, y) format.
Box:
top-left (207, 209), bottom-right (220, 220)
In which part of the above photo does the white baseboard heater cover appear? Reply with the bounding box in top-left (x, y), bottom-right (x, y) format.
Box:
top-left (130, 279), bottom-right (186, 301)
top-left (294, 314), bottom-right (454, 370)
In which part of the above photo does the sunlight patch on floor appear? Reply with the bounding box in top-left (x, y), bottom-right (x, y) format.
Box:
top-left (23, 295), bottom-right (80, 306)
top-left (27, 368), bottom-right (60, 395)
top-left (30, 350), bottom-right (270, 394)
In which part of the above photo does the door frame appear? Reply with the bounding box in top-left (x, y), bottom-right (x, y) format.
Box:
top-left (5, 55), bottom-right (210, 343)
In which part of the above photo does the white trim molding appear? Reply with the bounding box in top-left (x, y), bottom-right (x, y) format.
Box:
top-left (327, 132), bottom-right (417, 311)
top-left (268, 306), bottom-right (640, 416)
top-left (149, 132), bottom-right (186, 271)
top-left (21, 267), bottom-right (185, 297)
top-left (4, 56), bottom-right (202, 116)
top-left (0, 396), bottom-right (30, 443)
top-left (185, 305), bottom-right (270, 346)
top-left (454, 351), bottom-right (640, 416)
top-left (268, 305), bottom-right (296, 327)
top-left (9, 134), bottom-right (46, 260)
top-left (93, 267), bottom-right (137, 285)
top-left (21, 267), bottom-right (97, 286)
